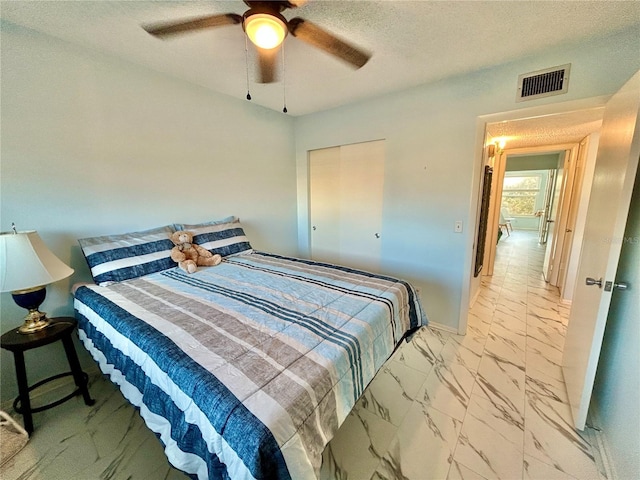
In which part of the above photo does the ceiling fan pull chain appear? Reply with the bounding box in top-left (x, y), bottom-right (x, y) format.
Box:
top-left (282, 41), bottom-right (288, 113)
top-left (245, 35), bottom-right (251, 101)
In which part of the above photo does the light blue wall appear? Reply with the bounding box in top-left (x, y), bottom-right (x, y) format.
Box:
top-left (0, 23), bottom-right (297, 402)
top-left (506, 154), bottom-right (561, 172)
top-left (295, 26), bottom-right (640, 331)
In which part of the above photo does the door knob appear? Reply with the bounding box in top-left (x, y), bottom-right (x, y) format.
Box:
top-left (585, 277), bottom-right (603, 288)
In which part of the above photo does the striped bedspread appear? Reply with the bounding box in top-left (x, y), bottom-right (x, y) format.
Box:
top-left (74, 252), bottom-right (427, 480)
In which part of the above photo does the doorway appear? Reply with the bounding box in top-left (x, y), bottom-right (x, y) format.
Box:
top-left (466, 75), bottom-right (640, 464)
top-left (498, 169), bottom-right (551, 242)
top-left (480, 125), bottom-right (597, 302)
top-left (464, 100), bottom-right (605, 325)
top-left (492, 157), bottom-right (569, 293)
top-left (465, 103), bottom-right (604, 362)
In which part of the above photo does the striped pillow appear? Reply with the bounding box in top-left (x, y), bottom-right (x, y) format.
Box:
top-left (175, 217), bottom-right (253, 258)
top-left (79, 225), bottom-right (176, 285)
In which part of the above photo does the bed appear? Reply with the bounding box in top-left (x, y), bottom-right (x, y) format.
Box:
top-left (73, 218), bottom-right (427, 480)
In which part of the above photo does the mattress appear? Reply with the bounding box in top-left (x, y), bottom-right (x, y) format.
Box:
top-left (74, 252), bottom-right (427, 479)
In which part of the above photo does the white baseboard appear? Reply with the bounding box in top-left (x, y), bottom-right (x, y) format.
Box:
top-left (427, 321), bottom-right (458, 334)
top-left (469, 288), bottom-right (481, 308)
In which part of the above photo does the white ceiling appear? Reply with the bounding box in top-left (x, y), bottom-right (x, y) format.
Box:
top-left (486, 107), bottom-right (605, 151)
top-left (1, 1), bottom-right (638, 145)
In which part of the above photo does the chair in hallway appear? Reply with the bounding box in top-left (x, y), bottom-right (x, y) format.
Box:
top-left (499, 209), bottom-right (513, 236)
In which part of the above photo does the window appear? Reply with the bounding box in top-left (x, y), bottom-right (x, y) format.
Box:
top-left (501, 174), bottom-right (542, 215)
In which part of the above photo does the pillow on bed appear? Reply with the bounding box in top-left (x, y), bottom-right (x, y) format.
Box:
top-left (78, 225), bottom-right (176, 285)
top-left (175, 217), bottom-right (253, 257)
top-left (173, 215), bottom-right (235, 230)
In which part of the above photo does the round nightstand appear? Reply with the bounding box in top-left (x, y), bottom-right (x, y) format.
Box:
top-left (0, 317), bottom-right (95, 435)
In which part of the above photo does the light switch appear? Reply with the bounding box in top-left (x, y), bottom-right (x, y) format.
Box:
top-left (454, 221), bottom-right (463, 233)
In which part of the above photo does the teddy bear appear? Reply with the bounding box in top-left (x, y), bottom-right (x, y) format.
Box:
top-left (170, 230), bottom-right (222, 274)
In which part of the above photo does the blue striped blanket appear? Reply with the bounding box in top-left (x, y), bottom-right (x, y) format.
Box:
top-left (74, 252), bottom-right (427, 479)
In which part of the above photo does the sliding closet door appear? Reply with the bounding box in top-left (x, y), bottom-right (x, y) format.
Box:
top-left (309, 140), bottom-right (384, 272)
top-left (309, 146), bottom-right (341, 262)
top-left (339, 141), bottom-right (385, 270)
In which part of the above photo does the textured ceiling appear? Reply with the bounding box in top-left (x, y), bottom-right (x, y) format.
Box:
top-left (486, 108), bottom-right (605, 151)
top-left (1, 1), bottom-right (638, 147)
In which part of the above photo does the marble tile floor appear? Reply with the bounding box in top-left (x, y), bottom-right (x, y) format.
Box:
top-left (0, 230), bottom-right (605, 480)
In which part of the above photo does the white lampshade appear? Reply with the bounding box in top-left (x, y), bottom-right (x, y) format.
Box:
top-left (0, 230), bottom-right (74, 293)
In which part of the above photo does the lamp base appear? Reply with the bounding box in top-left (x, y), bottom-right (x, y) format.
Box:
top-left (11, 286), bottom-right (51, 334)
top-left (18, 310), bottom-right (51, 334)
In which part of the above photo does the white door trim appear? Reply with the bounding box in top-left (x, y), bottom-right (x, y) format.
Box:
top-left (464, 96), bottom-right (610, 335)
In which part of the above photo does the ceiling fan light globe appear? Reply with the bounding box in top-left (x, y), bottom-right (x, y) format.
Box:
top-left (244, 13), bottom-right (287, 49)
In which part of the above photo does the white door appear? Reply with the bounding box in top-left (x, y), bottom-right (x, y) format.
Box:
top-left (562, 70), bottom-right (640, 430)
top-left (337, 141), bottom-right (385, 271)
top-left (309, 140), bottom-right (385, 272)
top-left (543, 159), bottom-right (564, 279)
top-left (558, 143), bottom-right (589, 295)
top-left (549, 147), bottom-right (580, 286)
top-left (309, 146), bottom-right (341, 263)
top-left (539, 169), bottom-right (556, 243)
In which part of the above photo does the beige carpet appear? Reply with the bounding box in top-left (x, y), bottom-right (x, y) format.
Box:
top-left (0, 410), bottom-right (28, 468)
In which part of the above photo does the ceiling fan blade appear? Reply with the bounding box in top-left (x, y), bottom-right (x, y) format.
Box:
top-left (257, 48), bottom-right (279, 83)
top-left (144, 13), bottom-right (242, 38)
top-left (288, 17), bottom-right (371, 69)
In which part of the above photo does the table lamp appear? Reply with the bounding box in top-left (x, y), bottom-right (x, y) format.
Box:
top-left (0, 227), bottom-right (74, 334)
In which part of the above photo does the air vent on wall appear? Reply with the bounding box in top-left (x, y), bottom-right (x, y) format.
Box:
top-left (516, 64), bottom-right (571, 102)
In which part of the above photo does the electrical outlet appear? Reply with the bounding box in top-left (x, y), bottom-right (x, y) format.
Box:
top-left (454, 221), bottom-right (463, 233)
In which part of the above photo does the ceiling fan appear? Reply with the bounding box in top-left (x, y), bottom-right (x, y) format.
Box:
top-left (143, 0), bottom-right (371, 84)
